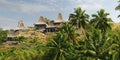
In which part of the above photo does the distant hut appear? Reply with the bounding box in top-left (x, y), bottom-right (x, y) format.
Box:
top-left (44, 24), bottom-right (57, 33)
top-left (7, 29), bottom-right (19, 45)
top-left (34, 16), bottom-right (47, 31)
top-left (7, 20), bottom-right (25, 41)
top-left (54, 13), bottom-right (64, 27)
top-left (18, 20), bottom-right (24, 28)
top-left (7, 29), bottom-right (16, 41)
top-left (34, 13), bottom-right (65, 33)
top-left (15, 20), bottom-right (26, 30)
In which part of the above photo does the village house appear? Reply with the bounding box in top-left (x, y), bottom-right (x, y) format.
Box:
top-left (34, 13), bottom-right (64, 33)
top-left (7, 13), bottom-right (65, 41)
top-left (7, 20), bottom-right (26, 41)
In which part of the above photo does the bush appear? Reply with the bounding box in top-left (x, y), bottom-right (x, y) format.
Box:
top-left (0, 30), bottom-right (8, 43)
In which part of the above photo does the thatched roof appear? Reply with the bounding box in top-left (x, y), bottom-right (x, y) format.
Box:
top-left (54, 13), bottom-right (64, 23)
top-left (34, 16), bottom-right (46, 25)
top-left (18, 20), bottom-right (24, 28)
top-left (16, 20), bottom-right (26, 30)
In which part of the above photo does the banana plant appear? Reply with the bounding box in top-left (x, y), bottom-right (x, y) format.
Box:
top-left (77, 29), bottom-right (118, 60)
top-left (44, 23), bottom-right (77, 60)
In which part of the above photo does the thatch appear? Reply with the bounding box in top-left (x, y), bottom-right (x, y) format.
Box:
top-left (35, 16), bottom-right (46, 24)
top-left (18, 20), bottom-right (24, 28)
top-left (55, 13), bottom-right (64, 22)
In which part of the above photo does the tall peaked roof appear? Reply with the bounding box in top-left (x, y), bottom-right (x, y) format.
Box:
top-left (55, 13), bottom-right (64, 22)
top-left (35, 16), bottom-right (46, 24)
top-left (57, 13), bottom-right (63, 20)
top-left (38, 16), bottom-right (44, 22)
top-left (18, 20), bottom-right (24, 28)
top-left (15, 20), bottom-right (25, 30)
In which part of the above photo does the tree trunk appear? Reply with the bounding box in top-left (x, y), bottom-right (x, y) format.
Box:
top-left (80, 26), bottom-right (87, 39)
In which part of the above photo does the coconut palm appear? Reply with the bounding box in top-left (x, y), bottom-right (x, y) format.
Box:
top-left (115, 0), bottom-right (120, 10)
top-left (69, 7), bottom-right (89, 29)
top-left (90, 9), bottom-right (112, 35)
top-left (69, 7), bottom-right (89, 38)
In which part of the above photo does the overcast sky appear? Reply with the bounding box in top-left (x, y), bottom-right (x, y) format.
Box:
top-left (0, 0), bottom-right (119, 29)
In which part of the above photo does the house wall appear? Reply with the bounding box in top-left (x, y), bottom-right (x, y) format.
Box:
top-left (34, 24), bottom-right (46, 30)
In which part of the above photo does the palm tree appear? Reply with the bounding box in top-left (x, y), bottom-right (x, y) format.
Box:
top-left (115, 0), bottom-right (120, 18)
top-left (69, 7), bottom-right (89, 38)
top-left (90, 9), bottom-right (112, 35)
top-left (115, 0), bottom-right (120, 10)
top-left (69, 7), bottom-right (89, 29)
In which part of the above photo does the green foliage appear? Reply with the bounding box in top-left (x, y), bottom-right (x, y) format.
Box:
top-left (43, 17), bottom-right (51, 25)
top-left (115, 0), bottom-right (120, 10)
top-left (0, 30), bottom-right (8, 43)
top-left (69, 7), bottom-right (89, 39)
top-left (13, 36), bottom-right (26, 42)
top-left (0, 7), bottom-right (120, 60)
top-left (59, 22), bottom-right (77, 44)
top-left (81, 29), bottom-right (118, 59)
top-left (90, 9), bottom-right (112, 35)
top-left (0, 40), bottom-right (46, 60)
top-left (115, 0), bottom-right (120, 18)
top-left (69, 7), bottom-right (89, 29)
top-left (44, 23), bottom-right (77, 60)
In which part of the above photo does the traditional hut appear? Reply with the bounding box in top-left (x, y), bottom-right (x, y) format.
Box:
top-left (34, 16), bottom-right (47, 30)
top-left (14, 20), bottom-right (27, 31)
top-left (7, 29), bottom-right (16, 41)
top-left (44, 26), bottom-right (56, 33)
top-left (7, 20), bottom-right (25, 41)
top-left (18, 20), bottom-right (24, 27)
top-left (34, 13), bottom-right (65, 33)
top-left (54, 13), bottom-right (64, 27)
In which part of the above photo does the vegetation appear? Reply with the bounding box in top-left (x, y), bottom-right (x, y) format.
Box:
top-left (0, 7), bottom-right (120, 60)
top-left (69, 7), bottom-right (89, 29)
top-left (115, 0), bottom-right (120, 17)
top-left (69, 7), bottom-right (89, 39)
top-left (90, 9), bottom-right (112, 35)
top-left (43, 17), bottom-right (51, 25)
top-left (0, 30), bottom-right (8, 43)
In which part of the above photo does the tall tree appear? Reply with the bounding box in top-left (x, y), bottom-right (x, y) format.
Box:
top-left (90, 9), bottom-right (112, 35)
top-left (69, 7), bottom-right (89, 29)
top-left (69, 7), bottom-right (89, 38)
